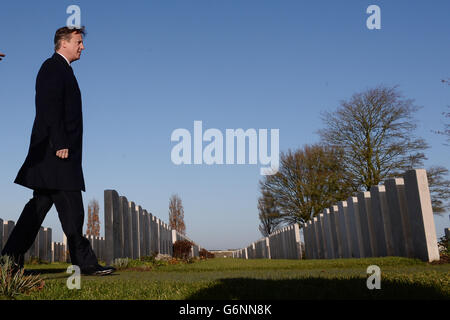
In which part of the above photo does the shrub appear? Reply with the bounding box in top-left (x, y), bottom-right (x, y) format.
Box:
top-left (199, 248), bottom-right (215, 259)
top-left (173, 240), bottom-right (193, 260)
top-left (112, 258), bottom-right (130, 270)
top-left (139, 252), bottom-right (159, 263)
top-left (438, 235), bottom-right (449, 254)
top-left (437, 235), bottom-right (450, 263)
top-left (0, 255), bottom-right (44, 298)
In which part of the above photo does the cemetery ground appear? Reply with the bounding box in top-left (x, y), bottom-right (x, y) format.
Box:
top-left (2, 256), bottom-right (449, 300)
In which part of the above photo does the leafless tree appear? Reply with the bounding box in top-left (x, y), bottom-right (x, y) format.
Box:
top-left (258, 188), bottom-right (283, 237)
top-left (86, 199), bottom-right (100, 237)
top-left (169, 194), bottom-right (186, 235)
top-left (319, 85), bottom-right (449, 213)
top-left (426, 166), bottom-right (450, 214)
top-left (433, 79), bottom-right (450, 146)
top-left (318, 85), bottom-right (429, 191)
top-left (259, 144), bottom-right (354, 224)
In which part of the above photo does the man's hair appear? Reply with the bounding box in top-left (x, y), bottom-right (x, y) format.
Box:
top-left (54, 26), bottom-right (86, 51)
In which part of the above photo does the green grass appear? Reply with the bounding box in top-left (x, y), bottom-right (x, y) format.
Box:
top-left (6, 257), bottom-right (450, 300)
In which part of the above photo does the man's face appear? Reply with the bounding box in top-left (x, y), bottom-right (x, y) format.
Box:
top-left (61, 32), bottom-right (85, 62)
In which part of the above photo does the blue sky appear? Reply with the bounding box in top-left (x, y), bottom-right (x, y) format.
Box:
top-left (0, 0), bottom-right (449, 250)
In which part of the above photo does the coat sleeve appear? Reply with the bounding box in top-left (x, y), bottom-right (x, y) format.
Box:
top-left (35, 62), bottom-right (69, 151)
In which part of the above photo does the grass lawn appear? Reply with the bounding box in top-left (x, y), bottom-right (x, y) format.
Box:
top-left (7, 257), bottom-right (450, 300)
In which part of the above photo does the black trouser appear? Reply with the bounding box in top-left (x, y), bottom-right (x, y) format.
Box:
top-left (1, 189), bottom-right (98, 270)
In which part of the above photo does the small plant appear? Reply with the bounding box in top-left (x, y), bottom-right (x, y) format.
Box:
top-left (154, 253), bottom-right (171, 261)
top-left (125, 258), bottom-right (155, 271)
top-left (97, 259), bottom-right (107, 266)
top-left (438, 235), bottom-right (449, 253)
top-left (139, 252), bottom-right (158, 263)
top-left (186, 257), bottom-right (196, 264)
top-left (173, 240), bottom-right (193, 260)
top-left (168, 258), bottom-right (181, 265)
top-left (0, 255), bottom-right (44, 299)
top-left (437, 235), bottom-right (450, 263)
top-left (112, 258), bottom-right (130, 270)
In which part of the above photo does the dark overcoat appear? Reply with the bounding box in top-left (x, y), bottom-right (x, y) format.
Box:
top-left (15, 53), bottom-right (85, 191)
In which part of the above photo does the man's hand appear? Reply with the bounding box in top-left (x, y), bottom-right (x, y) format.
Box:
top-left (56, 149), bottom-right (69, 159)
top-left (0, 52), bottom-right (5, 61)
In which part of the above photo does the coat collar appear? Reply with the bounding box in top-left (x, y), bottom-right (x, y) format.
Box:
top-left (52, 52), bottom-right (73, 71)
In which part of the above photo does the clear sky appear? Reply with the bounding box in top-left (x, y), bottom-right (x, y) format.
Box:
top-left (0, 0), bottom-right (449, 250)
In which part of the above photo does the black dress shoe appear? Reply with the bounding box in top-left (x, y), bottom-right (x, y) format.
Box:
top-left (81, 264), bottom-right (116, 276)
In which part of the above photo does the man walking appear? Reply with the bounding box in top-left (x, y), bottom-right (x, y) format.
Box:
top-left (1, 27), bottom-right (115, 276)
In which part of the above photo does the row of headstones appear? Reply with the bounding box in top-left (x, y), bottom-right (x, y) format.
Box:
top-left (50, 234), bottom-right (105, 264)
top-left (55, 232), bottom-right (197, 263)
top-left (1, 219), bottom-right (67, 263)
top-left (232, 224), bottom-right (303, 259)
top-left (2, 218), bottom-right (106, 263)
top-left (104, 190), bottom-right (201, 265)
top-left (303, 169), bottom-right (440, 262)
top-left (51, 241), bottom-right (67, 263)
top-left (85, 235), bottom-right (106, 262)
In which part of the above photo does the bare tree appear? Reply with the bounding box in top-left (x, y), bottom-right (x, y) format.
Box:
top-left (259, 144), bottom-right (354, 224)
top-left (426, 166), bottom-right (450, 214)
top-left (169, 194), bottom-right (186, 235)
top-left (433, 79), bottom-right (450, 146)
top-left (86, 199), bottom-right (100, 237)
top-left (318, 85), bottom-right (429, 191)
top-left (258, 188), bottom-right (282, 237)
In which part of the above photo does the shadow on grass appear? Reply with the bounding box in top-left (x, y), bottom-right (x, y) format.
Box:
top-left (187, 277), bottom-right (448, 300)
top-left (25, 268), bottom-right (67, 275)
